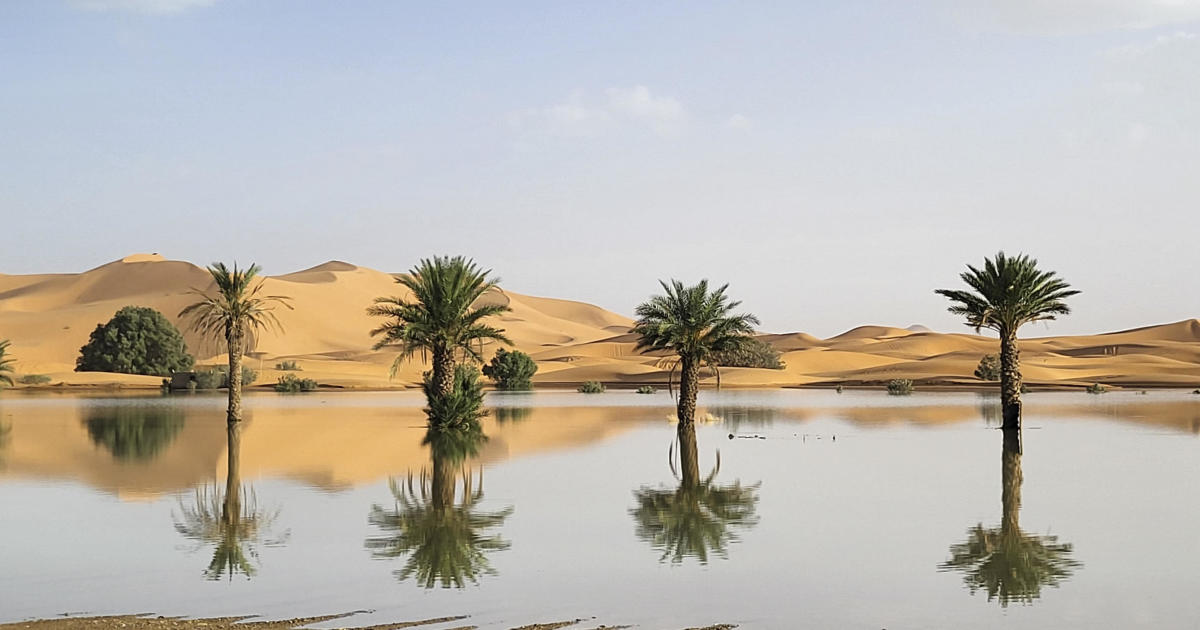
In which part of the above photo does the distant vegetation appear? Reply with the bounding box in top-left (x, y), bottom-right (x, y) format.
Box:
top-left (274, 373), bottom-right (318, 393)
top-left (193, 366), bottom-right (258, 390)
top-left (275, 360), bottom-right (301, 371)
top-left (482, 348), bottom-right (537, 390)
top-left (1086, 383), bottom-right (1107, 394)
top-left (712, 337), bottom-right (785, 370)
top-left (76, 306), bottom-right (194, 377)
top-left (887, 379), bottom-right (914, 396)
top-left (19, 374), bottom-right (52, 385)
top-left (636, 385), bottom-right (656, 394)
top-left (974, 354), bottom-right (1000, 381)
top-left (578, 381), bottom-right (606, 394)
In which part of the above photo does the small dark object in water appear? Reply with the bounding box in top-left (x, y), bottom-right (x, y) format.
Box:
top-left (728, 433), bottom-right (734, 440)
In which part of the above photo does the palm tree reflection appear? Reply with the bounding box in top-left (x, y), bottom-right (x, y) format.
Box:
top-left (939, 430), bottom-right (1080, 606)
top-left (174, 422), bottom-right (286, 580)
top-left (631, 423), bottom-right (760, 564)
top-left (366, 424), bottom-right (513, 588)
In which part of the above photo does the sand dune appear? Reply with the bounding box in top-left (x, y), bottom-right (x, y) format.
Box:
top-left (0, 254), bottom-right (1197, 389)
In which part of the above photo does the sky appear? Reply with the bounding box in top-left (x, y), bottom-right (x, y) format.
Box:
top-left (2, 1), bottom-right (1198, 337)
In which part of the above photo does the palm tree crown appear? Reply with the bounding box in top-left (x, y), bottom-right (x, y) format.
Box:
top-left (934, 252), bottom-right (1079, 335)
top-left (180, 262), bottom-right (292, 351)
top-left (0, 340), bottom-right (14, 387)
top-left (368, 256), bottom-right (511, 389)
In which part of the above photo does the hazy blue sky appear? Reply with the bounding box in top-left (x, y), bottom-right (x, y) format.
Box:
top-left (2, 1), bottom-right (1198, 336)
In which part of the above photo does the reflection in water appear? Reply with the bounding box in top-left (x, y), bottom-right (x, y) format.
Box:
top-left (940, 430), bottom-right (1080, 606)
top-left (978, 395), bottom-right (1001, 428)
top-left (83, 404), bottom-right (184, 462)
top-left (174, 422), bottom-right (287, 580)
top-left (493, 406), bottom-right (532, 423)
top-left (0, 421), bottom-right (10, 470)
top-left (366, 424), bottom-right (513, 588)
top-left (707, 405), bottom-right (777, 431)
top-left (631, 423), bottom-right (760, 564)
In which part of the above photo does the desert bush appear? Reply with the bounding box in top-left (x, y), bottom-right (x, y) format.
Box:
top-left (974, 354), bottom-right (1000, 381)
top-left (423, 365), bottom-right (486, 427)
top-left (887, 379), bottom-right (914, 396)
top-left (193, 365), bottom-right (258, 390)
top-left (712, 337), bottom-right (785, 369)
top-left (1086, 383), bottom-right (1107, 394)
top-left (19, 374), bottom-right (52, 385)
top-left (274, 373), bottom-right (318, 393)
top-left (482, 348), bottom-right (538, 390)
top-left (578, 381), bottom-right (606, 394)
top-left (76, 306), bottom-right (194, 376)
top-left (275, 360), bottom-right (301, 371)
top-left (635, 385), bottom-right (656, 394)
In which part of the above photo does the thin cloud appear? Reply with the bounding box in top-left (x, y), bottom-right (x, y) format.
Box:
top-left (70, 0), bottom-right (219, 15)
top-left (946, 0), bottom-right (1200, 34)
top-left (516, 86), bottom-right (686, 137)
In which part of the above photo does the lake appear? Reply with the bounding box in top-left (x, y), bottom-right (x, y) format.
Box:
top-left (1, 389), bottom-right (1198, 629)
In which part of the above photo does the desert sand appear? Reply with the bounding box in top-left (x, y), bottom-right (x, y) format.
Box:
top-left (1, 254), bottom-right (1198, 390)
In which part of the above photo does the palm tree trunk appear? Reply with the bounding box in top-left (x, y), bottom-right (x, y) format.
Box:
top-left (999, 329), bottom-right (1022, 430)
top-left (677, 421), bottom-right (700, 490)
top-left (677, 355), bottom-right (700, 427)
top-left (227, 324), bottom-right (244, 424)
top-left (1001, 428), bottom-right (1022, 535)
top-left (222, 421), bottom-right (242, 527)
top-left (431, 347), bottom-right (455, 399)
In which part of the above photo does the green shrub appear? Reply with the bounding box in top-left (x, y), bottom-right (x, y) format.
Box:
top-left (423, 365), bottom-right (486, 427)
top-left (19, 374), bottom-right (52, 385)
top-left (76, 306), bottom-right (194, 376)
top-left (482, 348), bottom-right (538, 390)
top-left (578, 381), bottom-right (606, 393)
top-left (712, 337), bottom-right (785, 369)
top-left (974, 354), bottom-right (1000, 381)
top-left (886, 379), bottom-right (914, 396)
top-left (635, 385), bottom-right (656, 394)
top-left (274, 373), bottom-right (319, 393)
top-left (193, 365), bottom-right (258, 390)
top-left (274, 360), bottom-right (301, 371)
top-left (1086, 383), bottom-right (1107, 394)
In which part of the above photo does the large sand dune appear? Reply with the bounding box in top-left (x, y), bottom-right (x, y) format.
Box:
top-left (1, 254), bottom-right (1198, 389)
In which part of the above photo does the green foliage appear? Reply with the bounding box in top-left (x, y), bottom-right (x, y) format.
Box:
top-left (711, 337), bottom-right (785, 369)
top-left (975, 354), bottom-right (1001, 381)
top-left (194, 366), bottom-right (258, 390)
top-left (887, 379), bottom-right (914, 396)
top-left (368, 256), bottom-right (512, 378)
top-left (0, 339), bottom-right (14, 388)
top-left (179, 262), bottom-right (292, 354)
top-left (636, 385), bottom-right (657, 394)
top-left (1086, 383), bottom-right (1107, 394)
top-left (481, 348), bottom-right (537, 390)
top-left (274, 373), bottom-right (318, 393)
top-left (424, 365), bottom-right (487, 428)
top-left (274, 360), bottom-right (301, 371)
top-left (83, 404), bottom-right (185, 461)
top-left (19, 374), bottom-right (52, 385)
top-left (75, 306), bottom-right (194, 377)
top-left (935, 252), bottom-right (1080, 335)
top-left (578, 380), bottom-right (606, 393)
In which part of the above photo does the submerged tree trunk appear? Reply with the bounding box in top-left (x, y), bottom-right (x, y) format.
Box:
top-left (222, 421), bottom-right (242, 527)
top-left (1001, 428), bottom-right (1022, 535)
top-left (677, 355), bottom-right (700, 427)
top-left (431, 346), bottom-right (456, 399)
top-left (677, 421), bottom-right (700, 490)
top-left (999, 329), bottom-right (1022, 430)
top-left (227, 323), bottom-right (244, 424)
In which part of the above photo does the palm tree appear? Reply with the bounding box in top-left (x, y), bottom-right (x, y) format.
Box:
top-left (939, 430), bottom-right (1080, 606)
top-left (180, 262), bottom-right (292, 424)
top-left (632, 280), bottom-right (759, 429)
top-left (935, 252), bottom-right (1078, 429)
top-left (0, 339), bottom-right (15, 388)
top-left (630, 429), bottom-right (760, 564)
top-left (366, 424), bottom-right (513, 588)
top-left (368, 256), bottom-right (511, 399)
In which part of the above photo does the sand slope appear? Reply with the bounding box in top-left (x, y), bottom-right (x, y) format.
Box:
top-left (0, 254), bottom-right (1197, 389)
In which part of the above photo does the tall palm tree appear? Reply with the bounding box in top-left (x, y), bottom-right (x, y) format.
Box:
top-left (180, 262), bottom-right (292, 424)
top-left (939, 430), bottom-right (1080, 606)
top-left (935, 252), bottom-right (1078, 429)
top-left (0, 339), bottom-right (15, 388)
top-left (633, 280), bottom-right (759, 428)
top-left (368, 256), bottom-right (511, 398)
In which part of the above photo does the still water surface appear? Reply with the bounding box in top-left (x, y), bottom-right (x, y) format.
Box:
top-left (1, 390), bottom-right (1198, 628)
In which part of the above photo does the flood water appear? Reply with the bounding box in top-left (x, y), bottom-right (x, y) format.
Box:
top-left (1, 389), bottom-right (1198, 629)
